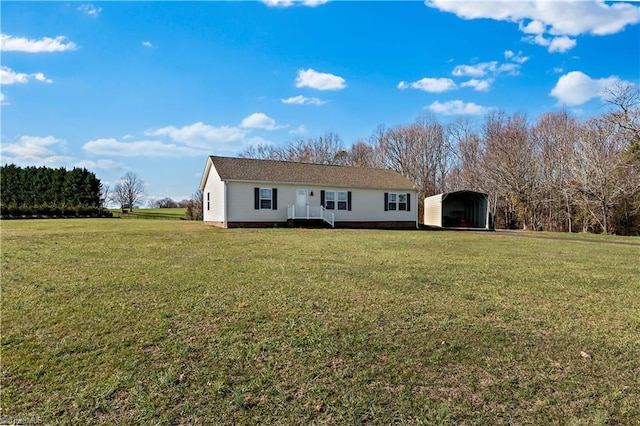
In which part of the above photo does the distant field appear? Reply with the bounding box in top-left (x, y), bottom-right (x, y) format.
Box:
top-left (109, 207), bottom-right (187, 220)
top-left (2, 220), bottom-right (639, 425)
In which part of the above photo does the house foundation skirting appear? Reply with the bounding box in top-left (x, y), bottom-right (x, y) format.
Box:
top-left (203, 221), bottom-right (226, 228)
top-left (208, 220), bottom-right (417, 229)
top-left (333, 221), bottom-right (416, 229)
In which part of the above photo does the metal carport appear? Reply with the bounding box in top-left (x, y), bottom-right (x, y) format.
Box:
top-left (424, 190), bottom-right (490, 229)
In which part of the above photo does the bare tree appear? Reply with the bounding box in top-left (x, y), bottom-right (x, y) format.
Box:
top-left (447, 117), bottom-right (485, 192)
top-left (481, 111), bottom-right (539, 229)
top-left (602, 82), bottom-right (640, 233)
top-left (99, 183), bottom-right (110, 209)
top-left (240, 132), bottom-right (347, 165)
top-left (280, 132), bottom-right (347, 164)
top-left (604, 81), bottom-right (640, 156)
top-left (570, 117), bottom-right (639, 233)
top-left (347, 139), bottom-right (385, 168)
top-left (185, 189), bottom-right (203, 221)
top-left (376, 115), bottom-right (451, 197)
top-left (530, 111), bottom-right (580, 231)
top-left (238, 144), bottom-right (280, 160)
top-left (111, 172), bottom-right (145, 212)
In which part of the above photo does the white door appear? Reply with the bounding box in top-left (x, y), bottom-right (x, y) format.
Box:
top-left (295, 189), bottom-right (308, 216)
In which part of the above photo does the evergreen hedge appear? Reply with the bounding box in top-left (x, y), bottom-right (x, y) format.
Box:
top-left (0, 164), bottom-right (112, 218)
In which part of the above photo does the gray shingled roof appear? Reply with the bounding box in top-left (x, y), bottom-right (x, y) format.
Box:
top-left (209, 156), bottom-right (417, 190)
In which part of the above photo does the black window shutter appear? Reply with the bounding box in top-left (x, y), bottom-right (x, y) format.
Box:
top-left (272, 188), bottom-right (278, 210)
top-left (407, 193), bottom-right (411, 211)
top-left (320, 190), bottom-right (325, 207)
top-left (347, 191), bottom-right (352, 211)
top-left (254, 187), bottom-right (260, 209)
top-left (384, 192), bottom-right (389, 211)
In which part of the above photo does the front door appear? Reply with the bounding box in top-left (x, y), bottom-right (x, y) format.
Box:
top-left (295, 189), bottom-right (308, 216)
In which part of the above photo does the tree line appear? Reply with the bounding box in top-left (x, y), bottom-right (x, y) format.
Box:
top-left (0, 164), bottom-right (111, 218)
top-left (241, 82), bottom-right (640, 235)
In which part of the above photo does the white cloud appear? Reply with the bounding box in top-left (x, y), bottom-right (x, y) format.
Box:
top-left (9, 120), bottom-right (271, 163)
top-left (427, 100), bottom-right (490, 116)
top-left (75, 159), bottom-right (127, 171)
top-left (519, 19), bottom-right (546, 35)
top-left (504, 50), bottom-right (529, 64)
top-left (139, 121), bottom-right (277, 155)
top-left (497, 63), bottom-right (521, 75)
top-left (425, 0), bottom-right (640, 53)
top-left (1, 135), bottom-right (61, 158)
top-left (300, 0), bottom-right (329, 6)
top-left (548, 36), bottom-right (577, 53)
top-left (0, 93), bottom-right (7, 105)
top-left (240, 113), bottom-right (284, 130)
top-left (83, 138), bottom-right (204, 157)
top-left (33, 72), bottom-right (53, 83)
top-left (452, 61), bottom-right (520, 78)
top-left (281, 95), bottom-right (327, 105)
top-left (0, 134), bottom-right (127, 169)
top-left (148, 122), bottom-right (248, 148)
top-left (78, 4), bottom-right (102, 17)
top-left (0, 135), bottom-right (77, 167)
top-left (523, 33), bottom-right (577, 53)
top-left (398, 77), bottom-right (457, 93)
top-left (550, 71), bottom-right (621, 106)
top-left (452, 63), bottom-right (494, 78)
top-left (0, 67), bottom-right (28, 84)
top-left (262, 0), bottom-right (328, 7)
top-left (1, 34), bottom-right (77, 52)
top-left (461, 78), bottom-right (493, 92)
top-left (295, 69), bottom-right (346, 91)
top-left (142, 41), bottom-right (153, 48)
top-left (1, 66), bottom-right (52, 85)
top-left (289, 125), bottom-right (307, 135)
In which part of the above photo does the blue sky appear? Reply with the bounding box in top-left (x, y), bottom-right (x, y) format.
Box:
top-left (2, 1), bottom-right (639, 203)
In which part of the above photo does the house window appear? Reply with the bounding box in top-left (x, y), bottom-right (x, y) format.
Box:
top-left (254, 187), bottom-right (278, 210)
top-left (321, 190), bottom-right (351, 211)
top-left (260, 188), bottom-right (272, 209)
top-left (207, 192), bottom-right (210, 211)
top-left (337, 191), bottom-right (348, 210)
top-left (385, 192), bottom-right (411, 212)
top-left (388, 193), bottom-right (397, 210)
top-left (325, 191), bottom-right (335, 210)
top-left (398, 193), bottom-right (407, 211)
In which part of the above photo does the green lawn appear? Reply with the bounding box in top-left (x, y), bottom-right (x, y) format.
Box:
top-left (2, 220), bottom-right (639, 425)
top-left (109, 207), bottom-right (187, 220)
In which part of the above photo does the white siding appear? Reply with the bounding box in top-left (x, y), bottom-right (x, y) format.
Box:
top-left (203, 166), bottom-right (225, 223)
top-left (346, 188), bottom-right (416, 222)
top-left (225, 182), bottom-right (417, 224)
top-left (227, 182), bottom-right (291, 222)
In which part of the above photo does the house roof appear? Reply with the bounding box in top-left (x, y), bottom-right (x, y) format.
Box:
top-left (201, 156), bottom-right (417, 191)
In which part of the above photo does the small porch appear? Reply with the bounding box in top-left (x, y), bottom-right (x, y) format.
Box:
top-left (287, 205), bottom-right (334, 228)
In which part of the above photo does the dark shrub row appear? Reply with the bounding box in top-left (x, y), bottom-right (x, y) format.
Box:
top-left (1, 164), bottom-right (109, 219)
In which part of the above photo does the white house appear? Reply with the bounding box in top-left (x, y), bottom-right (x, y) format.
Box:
top-left (200, 156), bottom-right (419, 228)
top-left (424, 190), bottom-right (491, 230)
